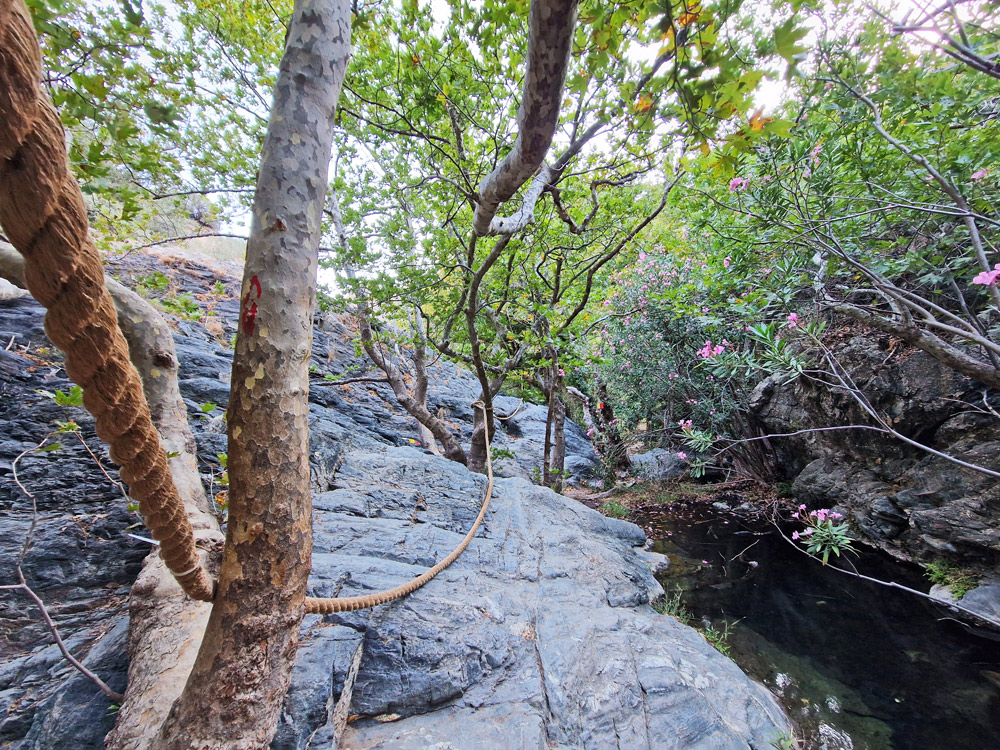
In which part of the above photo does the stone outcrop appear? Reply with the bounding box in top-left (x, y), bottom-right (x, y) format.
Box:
top-left (1, 253), bottom-right (789, 748)
top-left (750, 333), bottom-right (1000, 566)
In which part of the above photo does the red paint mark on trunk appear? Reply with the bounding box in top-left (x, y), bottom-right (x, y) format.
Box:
top-left (241, 275), bottom-right (262, 336)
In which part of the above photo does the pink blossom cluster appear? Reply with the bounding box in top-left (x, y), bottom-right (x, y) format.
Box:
top-left (972, 263), bottom-right (1000, 287)
top-left (787, 312), bottom-right (799, 328)
top-left (791, 505), bottom-right (843, 524)
top-left (679, 419), bottom-right (693, 432)
top-left (729, 176), bottom-right (749, 192)
top-left (697, 339), bottom-right (728, 358)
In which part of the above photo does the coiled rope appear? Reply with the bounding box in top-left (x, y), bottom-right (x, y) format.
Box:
top-left (0, 0), bottom-right (213, 600)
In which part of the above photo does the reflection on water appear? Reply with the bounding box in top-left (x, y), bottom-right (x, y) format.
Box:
top-left (638, 506), bottom-right (1000, 750)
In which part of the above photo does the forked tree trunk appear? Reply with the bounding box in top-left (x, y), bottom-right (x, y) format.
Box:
top-left (158, 2), bottom-right (351, 748)
top-left (328, 189), bottom-right (465, 463)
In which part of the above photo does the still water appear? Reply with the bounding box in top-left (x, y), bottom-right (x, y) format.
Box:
top-left (637, 504), bottom-right (1000, 749)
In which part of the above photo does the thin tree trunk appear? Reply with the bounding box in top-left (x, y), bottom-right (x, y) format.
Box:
top-left (411, 308), bottom-right (441, 455)
top-left (328, 187), bottom-right (464, 463)
top-left (357, 316), bottom-right (468, 464)
top-left (543, 381), bottom-right (555, 486)
top-left (468, 395), bottom-right (493, 475)
top-left (551, 392), bottom-right (566, 493)
top-left (159, 3), bottom-right (350, 748)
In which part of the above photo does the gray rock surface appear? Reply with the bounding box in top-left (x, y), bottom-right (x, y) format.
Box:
top-left (630, 448), bottom-right (687, 481)
top-left (750, 333), bottom-right (1000, 566)
top-left (0, 254), bottom-right (789, 748)
top-left (308, 449), bottom-right (787, 750)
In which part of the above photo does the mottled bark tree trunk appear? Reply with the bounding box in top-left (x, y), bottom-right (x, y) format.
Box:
top-left (157, 2), bottom-right (350, 748)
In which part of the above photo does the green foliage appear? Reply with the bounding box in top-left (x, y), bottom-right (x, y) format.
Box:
top-left (157, 292), bottom-right (202, 320)
top-left (654, 586), bottom-right (691, 624)
top-left (700, 619), bottom-right (735, 656)
top-left (924, 561), bottom-right (978, 600)
top-left (196, 402), bottom-right (218, 417)
top-left (49, 385), bottom-right (84, 407)
top-left (135, 271), bottom-right (171, 295)
top-left (792, 507), bottom-right (855, 565)
top-left (598, 499), bottom-right (629, 519)
top-left (770, 732), bottom-right (803, 750)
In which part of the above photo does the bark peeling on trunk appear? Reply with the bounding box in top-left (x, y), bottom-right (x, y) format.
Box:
top-left (158, 2), bottom-right (350, 747)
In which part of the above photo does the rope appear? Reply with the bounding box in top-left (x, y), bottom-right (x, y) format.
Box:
top-left (304, 401), bottom-right (495, 613)
top-left (0, 0), bottom-right (213, 601)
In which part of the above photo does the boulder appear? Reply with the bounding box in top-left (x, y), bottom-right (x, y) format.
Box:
top-left (630, 448), bottom-right (687, 481)
top-left (751, 333), bottom-right (1000, 566)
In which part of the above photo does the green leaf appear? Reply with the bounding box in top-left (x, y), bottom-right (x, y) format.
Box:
top-left (774, 18), bottom-right (809, 66)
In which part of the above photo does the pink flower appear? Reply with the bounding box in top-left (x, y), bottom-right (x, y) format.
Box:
top-left (787, 312), bottom-right (799, 328)
top-left (792, 531), bottom-right (800, 540)
top-left (723, 256), bottom-right (731, 269)
top-left (972, 264), bottom-right (1000, 286)
top-left (802, 168), bottom-right (812, 179)
top-left (677, 451), bottom-right (687, 460)
top-left (971, 168), bottom-right (989, 181)
top-left (679, 419), bottom-right (693, 432)
top-left (729, 176), bottom-right (749, 192)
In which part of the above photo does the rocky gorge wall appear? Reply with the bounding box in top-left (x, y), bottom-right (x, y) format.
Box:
top-left (750, 331), bottom-right (1000, 568)
top-left (0, 251), bottom-right (790, 749)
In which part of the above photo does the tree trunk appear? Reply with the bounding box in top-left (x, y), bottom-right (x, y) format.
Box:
top-left (595, 384), bottom-right (630, 471)
top-left (356, 316), bottom-right (467, 464)
top-left (467, 395), bottom-right (494, 475)
top-left (543, 383), bottom-right (554, 486)
top-left (471, 0), bottom-right (578, 235)
top-left (835, 305), bottom-right (1000, 389)
top-left (158, 3), bottom-right (350, 748)
top-left (328, 188), bottom-right (464, 463)
top-left (411, 308), bottom-right (441, 455)
top-left (0, 242), bottom-right (222, 750)
top-left (550, 392), bottom-right (567, 493)
top-left (106, 282), bottom-right (223, 750)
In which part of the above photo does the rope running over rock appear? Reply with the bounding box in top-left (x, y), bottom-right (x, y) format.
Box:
top-left (0, 0), bottom-right (213, 601)
top-left (0, 0), bottom-right (492, 611)
top-left (304, 401), bottom-right (495, 614)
